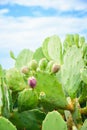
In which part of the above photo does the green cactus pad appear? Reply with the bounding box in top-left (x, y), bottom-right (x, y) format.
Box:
top-left (80, 119), bottom-right (87, 130)
top-left (80, 68), bottom-right (87, 84)
top-left (47, 35), bottom-right (62, 64)
top-left (33, 47), bottom-right (45, 63)
top-left (0, 83), bottom-right (3, 114)
top-left (0, 66), bottom-right (12, 117)
top-left (35, 72), bottom-right (68, 111)
top-left (0, 116), bottom-right (17, 130)
top-left (42, 111), bottom-right (68, 130)
top-left (18, 88), bottom-right (38, 112)
top-left (9, 109), bottom-right (46, 130)
top-left (6, 68), bottom-right (26, 92)
top-left (61, 45), bottom-right (84, 98)
top-left (42, 37), bottom-right (51, 60)
top-left (15, 49), bottom-right (33, 69)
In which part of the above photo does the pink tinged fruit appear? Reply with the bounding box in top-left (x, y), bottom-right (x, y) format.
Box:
top-left (28, 76), bottom-right (37, 88)
top-left (21, 66), bottom-right (29, 74)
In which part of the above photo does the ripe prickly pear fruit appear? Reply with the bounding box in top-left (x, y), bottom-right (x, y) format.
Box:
top-left (51, 63), bottom-right (61, 73)
top-left (28, 60), bottom-right (38, 70)
top-left (18, 88), bottom-right (38, 112)
top-left (21, 66), bottom-right (29, 74)
top-left (28, 76), bottom-right (37, 88)
top-left (38, 58), bottom-right (48, 70)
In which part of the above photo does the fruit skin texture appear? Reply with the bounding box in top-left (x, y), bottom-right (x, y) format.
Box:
top-left (18, 88), bottom-right (38, 112)
top-left (28, 76), bottom-right (37, 88)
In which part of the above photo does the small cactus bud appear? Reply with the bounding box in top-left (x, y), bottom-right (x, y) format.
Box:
top-left (28, 76), bottom-right (37, 88)
top-left (39, 58), bottom-right (48, 70)
top-left (28, 60), bottom-right (38, 70)
top-left (21, 66), bottom-right (29, 74)
top-left (39, 91), bottom-right (46, 100)
top-left (51, 63), bottom-right (60, 73)
top-left (46, 60), bottom-right (54, 72)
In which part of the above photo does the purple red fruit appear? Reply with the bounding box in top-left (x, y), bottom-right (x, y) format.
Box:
top-left (28, 76), bottom-right (37, 88)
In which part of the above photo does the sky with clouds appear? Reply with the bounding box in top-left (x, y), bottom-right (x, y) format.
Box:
top-left (0, 0), bottom-right (87, 69)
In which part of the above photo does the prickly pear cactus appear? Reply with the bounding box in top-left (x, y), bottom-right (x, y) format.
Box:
top-left (80, 68), bottom-right (87, 84)
top-left (15, 49), bottom-right (33, 69)
top-left (33, 47), bottom-right (45, 62)
top-left (38, 58), bottom-right (48, 71)
top-left (35, 71), bottom-right (68, 111)
top-left (47, 35), bottom-right (62, 64)
top-left (0, 65), bottom-right (12, 117)
top-left (42, 111), bottom-right (68, 130)
top-left (80, 119), bottom-right (87, 130)
top-left (10, 109), bottom-right (46, 130)
top-left (42, 37), bottom-right (51, 60)
top-left (61, 45), bottom-right (84, 98)
top-left (6, 68), bottom-right (26, 92)
top-left (82, 44), bottom-right (87, 65)
top-left (28, 59), bottom-right (38, 70)
top-left (18, 88), bottom-right (38, 112)
top-left (0, 116), bottom-right (17, 130)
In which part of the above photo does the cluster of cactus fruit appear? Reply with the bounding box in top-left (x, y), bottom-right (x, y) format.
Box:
top-left (1, 34), bottom-right (87, 130)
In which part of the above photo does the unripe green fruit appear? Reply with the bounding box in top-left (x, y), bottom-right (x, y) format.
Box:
top-left (18, 88), bottom-right (38, 112)
top-left (46, 60), bottom-right (54, 72)
top-left (39, 58), bottom-right (48, 70)
top-left (21, 66), bottom-right (29, 74)
top-left (36, 67), bottom-right (42, 72)
top-left (39, 91), bottom-right (46, 100)
top-left (51, 63), bottom-right (61, 73)
top-left (28, 60), bottom-right (38, 70)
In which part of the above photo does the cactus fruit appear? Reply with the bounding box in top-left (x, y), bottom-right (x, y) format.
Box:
top-left (0, 116), bottom-right (17, 130)
top-left (28, 76), bottom-right (37, 88)
top-left (39, 91), bottom-right (46, 100)
top-left (42, 111), bottom-right (68, 130)
top-left (18, 88), bottom-right (38, 112)
top-left (38, 58), bottom-right (48, 70)
top-left (28, 60), bottom-right (38, 70)
top-left (21, 66), bottom-right (29, 74)
top-left (46, 60), bottom-right (54, 72)
top-left (51, 63), bottom-right (61, 73)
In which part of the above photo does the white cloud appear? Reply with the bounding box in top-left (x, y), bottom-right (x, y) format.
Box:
top-left (0, 0), bottom-right (87, 11)
top-left (0, 15), bottom-right (87, 51)
top-left (0, 9), bottom-right (9, 15)
top-left (0, 12), bottom-right (87, 68)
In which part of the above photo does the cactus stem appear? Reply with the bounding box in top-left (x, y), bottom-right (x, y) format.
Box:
top-left (80, 107), bottom-right (87, 115)
top-left (66, 97), bottom-right (74, 111)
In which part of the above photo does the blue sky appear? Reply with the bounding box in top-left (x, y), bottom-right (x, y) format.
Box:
top-left (0, 0), bottom-right (87, 69)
